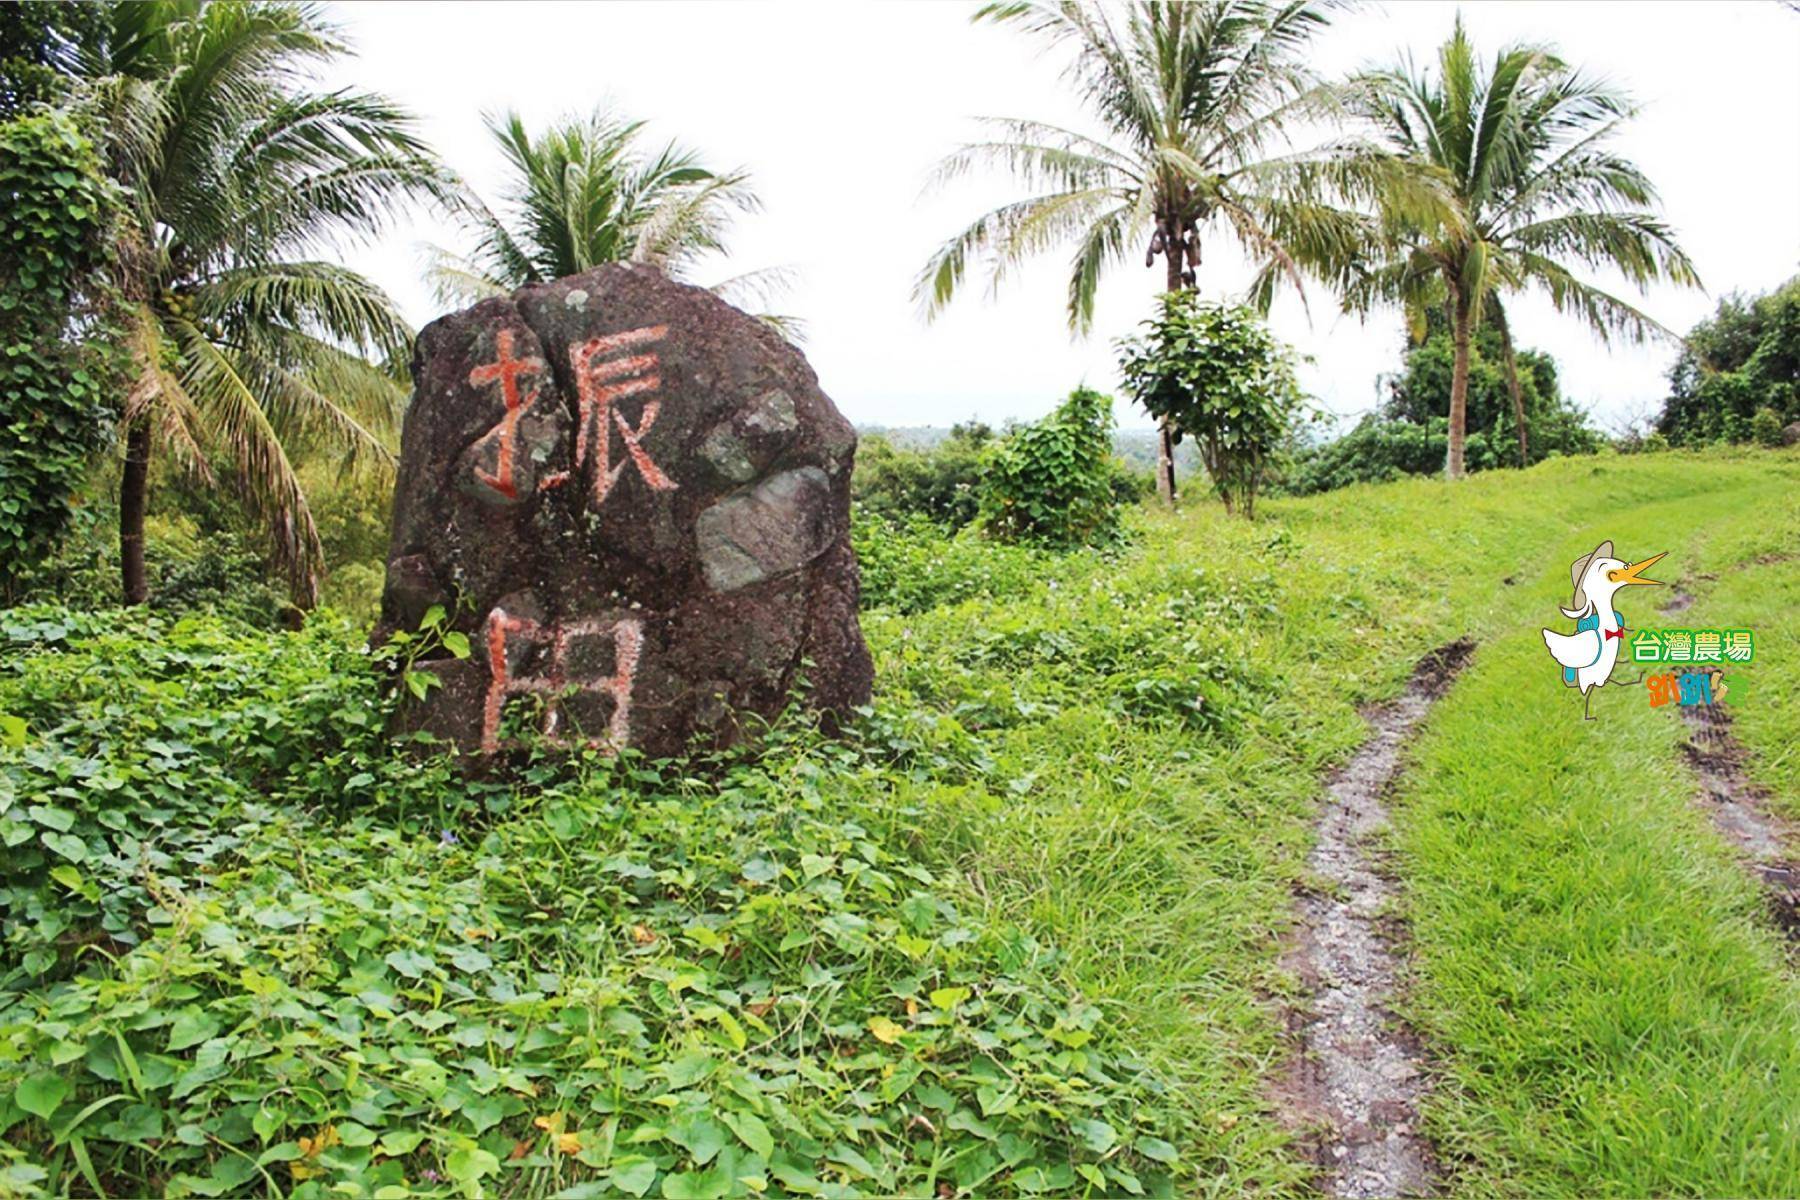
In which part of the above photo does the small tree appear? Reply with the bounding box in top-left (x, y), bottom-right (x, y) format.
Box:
top-left (979, 387), bottom-right (1121, 548)
top-left (1117, 293), bottom-right (1303, 517)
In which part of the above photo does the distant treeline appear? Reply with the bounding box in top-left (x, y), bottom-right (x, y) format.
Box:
top-left (858, 424), bottom-right (1201, 476)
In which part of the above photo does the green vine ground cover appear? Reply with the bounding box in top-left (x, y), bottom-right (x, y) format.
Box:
top-left (0, 450), bottom-right (1795, 1198)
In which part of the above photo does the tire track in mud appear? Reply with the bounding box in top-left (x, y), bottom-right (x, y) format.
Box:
top-left (1663, 590), bottom-right (1800, 946)
top-left (1273, 638), bottom-right (1476, 1199)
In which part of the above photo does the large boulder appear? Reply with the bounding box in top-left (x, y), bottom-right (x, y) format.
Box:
top-left (375, 264), bottom-right (872, 758)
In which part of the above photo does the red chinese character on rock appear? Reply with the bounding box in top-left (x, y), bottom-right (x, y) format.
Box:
top-left (465, 329), bottom-right (548, 500)
top-left (565, 324), bottom-right (677, 506)
top-left (480, 608), bottom-right (643, 754)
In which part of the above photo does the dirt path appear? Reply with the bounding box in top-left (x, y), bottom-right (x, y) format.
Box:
top-left (1274, 638), bottom-right (1476, 1199)
top-left (1663, 591), bottom-right (1800, 945)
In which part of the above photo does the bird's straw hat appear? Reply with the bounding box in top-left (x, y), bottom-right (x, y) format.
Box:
top-left (1568, 539), bottom-right (1613, 612)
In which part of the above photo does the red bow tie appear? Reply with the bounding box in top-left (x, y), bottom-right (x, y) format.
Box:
top-left (1604, 628), bottom-right (1624, 641)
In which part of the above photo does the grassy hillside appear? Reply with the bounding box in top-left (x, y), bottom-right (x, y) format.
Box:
top-left (1, 450), bottom-right (1795, 1198)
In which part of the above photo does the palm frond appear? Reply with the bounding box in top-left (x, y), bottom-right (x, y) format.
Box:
top-left (1204, 0), bottom-right (1334, 140)
top-left (930, 0), bottom-right (1346, 328)
top-left (913, 189), bottom-right (1121, 323)
top-left (1509, 211), bottom-right (1700, 291)
top-left (630, 164), bottom-right (759, 274)
top-left (195, 260), bottom-right (414, 362)
top-left (708, 265), bottom-right (797, 311)
top-left (926, 130), bottom-right (1135, 197)
top-left (235, 344), bottom-right (400, 474)
top-left (1516, 251), bottom-right (1677, 344)
top-left (420, 243), bottom-right (512, 309)
top-left (232, 323), bottom-right (409, 455)
top-left (164, 313), bottom-right (324, 605)
top-left (1065, 202), bottom-right (1136, 332)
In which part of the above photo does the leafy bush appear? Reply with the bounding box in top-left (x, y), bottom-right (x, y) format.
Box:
top-left (1613, 429), bottom-right (1671, 456)
top-left (1279, 416), bottom-right (1517, 494)
top-left (304, 460), bottom-right (397, 626)
top-left (1660, 276), bottom-right (1800, 444)
top-left (0, 111), bottom-right (124, 601)
top-left (1276, 311), bottom-right (1599, 495)
top-left (21, 486), bottom-right (292, 627)
top-left (852, 507), bottom-right (1056, 615)
top-left (851, 424), bottom-right (993, 530)
top-left (1278, 315), bottom-right (1601, 494)
top-left (1384, 313), bottom-right (1600, 465)
top-left (1117, 295), bottom-right (1303, 517)
top-left (0, 3), bottom-right (110, 117)
top-left (978, 388), bottom-right (1123, 547)
top-left (1751, 406), bottom-right (1785, 448)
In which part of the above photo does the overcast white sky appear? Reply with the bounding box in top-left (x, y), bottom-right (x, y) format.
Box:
top-left (323, 1), bottom-right (1800, 433)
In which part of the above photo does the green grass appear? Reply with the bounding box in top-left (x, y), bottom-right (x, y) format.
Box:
top-left (1373, 455), bottom-right (1800, 1195)
top-left (1673, 479), bottom-right (1800, 815)
top-left (2, 448), bottom-right (1796, 1198)
top-left (880, 447), bottom-right (1800, 1197)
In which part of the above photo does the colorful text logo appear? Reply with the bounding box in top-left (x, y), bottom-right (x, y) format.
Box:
top-left (1628, 627), bottom-right (1754, 665)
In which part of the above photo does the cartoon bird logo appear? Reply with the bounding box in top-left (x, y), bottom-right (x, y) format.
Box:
top-left (1541, 540), bottom-right (1666, 720)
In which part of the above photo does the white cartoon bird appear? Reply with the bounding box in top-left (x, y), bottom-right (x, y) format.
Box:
top-left (1541, 540), bottom-right (1665, 720)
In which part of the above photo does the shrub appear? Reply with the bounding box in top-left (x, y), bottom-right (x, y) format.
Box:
top-left (1614, 428), bottom-right (1671, 456)
top-left (978, 388), bottom-right (1123, 547)
top-left (852, 506), bottom-right (1055, 614)
top-left (1279, 396), bottom-right (1601, 495)
top-left (1384, 312), bottom-right (1600, 463)
top-left (1660, 276), bottom-right (1800, 444)
top-left (19, 483), bottom-right (293, 626)
top-left (1751, 406), bottom-right (1785, 448)
top-left (1116, 295), bottom-right (1303, 516)
top-left (1279, 416), bottom-right (1515, 494)
top-left (851, 424), bottom-right (991, 530)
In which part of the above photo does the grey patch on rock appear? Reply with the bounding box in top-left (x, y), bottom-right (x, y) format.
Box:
top-left (743, 388), bottom-right (797, 435)
top-left (1272, 638), bottom-right (1476, 1200)
top-left (696, 466), bottom-right (832, 592)
top-left (384, 553), bottom-right (437, 615)
top-left (700, 425), bottom-right (756, 483)
top-left (563, 288), bottom-right (588, 309)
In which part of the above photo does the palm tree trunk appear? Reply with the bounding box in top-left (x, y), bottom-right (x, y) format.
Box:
top-left (1495, 312), bottom-right (1529, 467)
top-left (1447, 294), bottom-right (1472, 481)
top-left (1155, 233), bottom-right (1183, 506)
top-left (120, 417), bottom-right (151, 605)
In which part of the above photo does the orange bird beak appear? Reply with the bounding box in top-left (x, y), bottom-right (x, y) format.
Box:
top-left (1607, 551), bottom-right (1666, 587)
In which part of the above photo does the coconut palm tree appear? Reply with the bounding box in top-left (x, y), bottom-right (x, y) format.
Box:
top-left (426, 108), bottom-right (796, 331)
top-left (94, 0), bottom-right (449, 607)
top-left (915, 0), bottom-right (1373, 504)
top-left (1341, 18), bottom-right (1700, 478)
